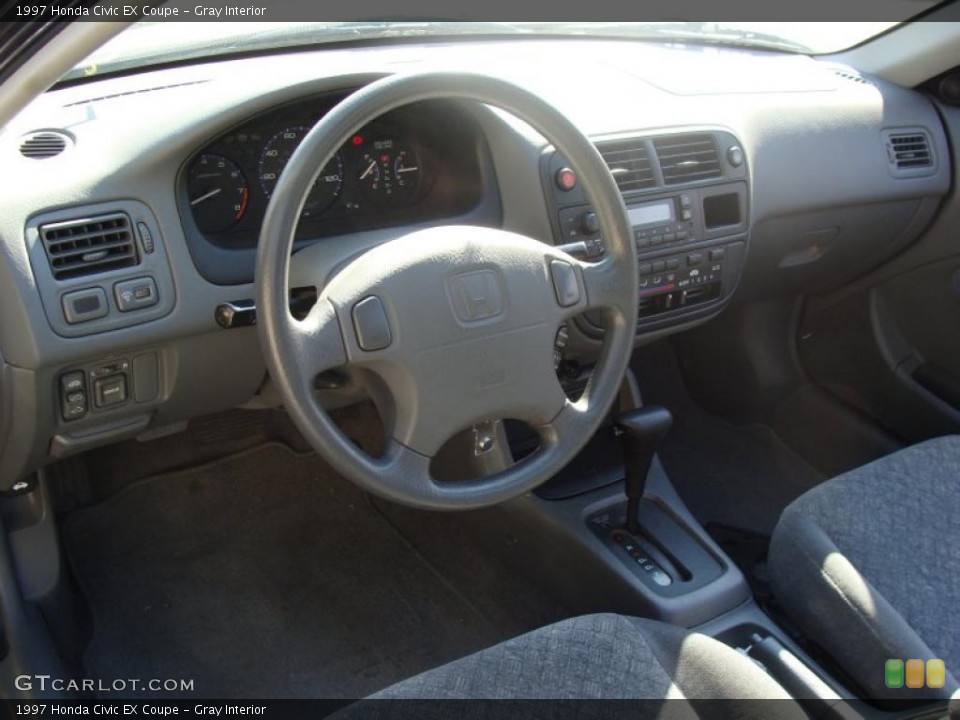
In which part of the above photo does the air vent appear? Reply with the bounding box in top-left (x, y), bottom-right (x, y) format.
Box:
top-left (830, 68), bottom-right (873, 86)
top-left (40, 213), bottom-right (138, 280)
top-left (19, 131), bottom-right (70, 159)
top-left (597, 139), bottom-right (656, 193)
top-left (886, 131), bottom-right (933, 171)
top-left (654, 133), bottom-right (722, 185)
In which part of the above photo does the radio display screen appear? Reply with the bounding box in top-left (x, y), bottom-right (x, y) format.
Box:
top-left (628, 200), bottom-right (674, 227)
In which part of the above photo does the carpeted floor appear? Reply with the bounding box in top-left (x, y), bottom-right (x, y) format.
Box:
top-left (633, 343), bottom-right (825, 536)
top-left (64, 443), bottom-right (507, 700)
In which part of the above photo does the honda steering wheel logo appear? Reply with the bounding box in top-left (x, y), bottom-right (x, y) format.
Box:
top-left (447, 269), bottom-right (505, 324)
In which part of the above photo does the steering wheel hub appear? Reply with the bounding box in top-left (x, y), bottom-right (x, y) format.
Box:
top-left (323, 226), bottom-right (576, 456)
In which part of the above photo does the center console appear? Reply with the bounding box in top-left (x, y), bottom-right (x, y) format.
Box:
top-left (542, 128), bottom-right (749, 338)
top-left (519, 131), bottom-right (753, 619)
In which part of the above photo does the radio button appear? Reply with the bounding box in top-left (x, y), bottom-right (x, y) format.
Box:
top-left (676, 231), bottom-right (689, 241)
top-left (664, 232), bottom-right (676, 243)
top-left (650, 235), bottom-right (664, 245)
top-left (681, 209), bottom-right (693, 221)
top-left (680, 193), bottom-right (693, 208)
top-left (666, 258), bottom-right (680, 271)
top-left (709, 248), bottom-right (726, 261)
top-left (687, 252), bottom-right (704, 266)
top-left (638, 263), bottom-right (652, 275)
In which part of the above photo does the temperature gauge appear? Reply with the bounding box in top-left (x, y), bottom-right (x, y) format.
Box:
top-left (392, 148), bottom-right (421, 201)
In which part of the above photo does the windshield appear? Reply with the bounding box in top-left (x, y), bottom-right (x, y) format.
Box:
top-left (67, 21), bottom-right (915, 82)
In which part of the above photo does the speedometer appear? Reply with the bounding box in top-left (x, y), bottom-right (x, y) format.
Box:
top-left (258, 126), bottom-right (343, 216)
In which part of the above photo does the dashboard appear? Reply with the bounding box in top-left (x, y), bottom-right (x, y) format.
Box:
top-left (180, 96), bottom-right (496, 283)
top-left (183, 97), bottom-right (487, 246)
top-left (0, 37), bottom-right (954, 491)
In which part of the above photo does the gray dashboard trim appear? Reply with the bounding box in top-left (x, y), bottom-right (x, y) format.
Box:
top-left (0, 38), bottom-right (953, 489)
top-left (24, 199), bottom-right (177, 337)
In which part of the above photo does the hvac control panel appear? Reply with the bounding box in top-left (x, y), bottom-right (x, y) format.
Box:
top-left (542, 129), bottom-right (750, 334)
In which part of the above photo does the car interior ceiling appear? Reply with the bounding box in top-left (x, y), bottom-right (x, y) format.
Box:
top-left (0, 11), bottom-right (959, 717)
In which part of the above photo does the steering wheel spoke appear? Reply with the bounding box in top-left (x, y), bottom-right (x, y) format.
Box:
top-left (535, 398), bottom-right (590, 452)
top-left (576, 256), bottom-right (634, 322)
top-left (288, 298), bottom-right (349, 379)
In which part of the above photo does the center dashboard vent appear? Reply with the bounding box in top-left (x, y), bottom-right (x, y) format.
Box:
top-left (39, 213), bottom-right (138, 280)
top-left (654, 133), bottom-right (722, 185)
top-left (597, 139), bottom-right (656, 193)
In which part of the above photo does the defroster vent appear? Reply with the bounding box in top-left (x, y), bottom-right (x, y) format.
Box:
top-left (654, 133), bottom-right (722, 185)
top-left (40, 213), bottom-right (138, 280)
top-left (597, 139), bottom-right (656, 193)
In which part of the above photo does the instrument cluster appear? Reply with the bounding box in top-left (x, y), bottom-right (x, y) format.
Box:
top-left (181, 95), bottom-right (485, 248)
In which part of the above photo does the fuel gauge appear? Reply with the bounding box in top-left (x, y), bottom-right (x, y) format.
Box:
top-left (356, 151), bottom-right (385, 196)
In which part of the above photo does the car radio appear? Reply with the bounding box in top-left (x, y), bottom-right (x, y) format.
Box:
top-left (556, 185), bottom-right (747, 258)
top-left (630, 193), bottom-right (696, 249)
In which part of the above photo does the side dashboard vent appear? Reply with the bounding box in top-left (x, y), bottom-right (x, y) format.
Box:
top-left (19, 131), bottom-right (70, 159)
top-left (39, 213), bottom-right (138, 280)
top-left (654, 133), bottom-right (722, 185)
top-left (597, 139), bottom-right (656, 193)
top-left (884, 130), bottom-right (933, 174)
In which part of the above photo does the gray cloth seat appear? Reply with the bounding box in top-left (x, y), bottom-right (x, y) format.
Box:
top-left (357, 613), bottom-right (806, 718)
top-left (769, 436), bottom-right (960, 704)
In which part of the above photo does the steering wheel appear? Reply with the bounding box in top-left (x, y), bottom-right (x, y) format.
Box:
top-left (256, 72), bottom-right (638, 510)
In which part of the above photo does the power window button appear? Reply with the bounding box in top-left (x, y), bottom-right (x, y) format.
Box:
top-left (94, 374), bottom-right (128, 408)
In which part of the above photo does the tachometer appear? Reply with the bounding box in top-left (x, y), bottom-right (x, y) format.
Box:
top-left (187, 154), bottom-right (249, 233)
top-left (258, 126), bottom-right (343, 216)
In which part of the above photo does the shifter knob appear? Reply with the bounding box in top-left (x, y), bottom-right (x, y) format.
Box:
top-left (616, 406), bottom-right (673, 535)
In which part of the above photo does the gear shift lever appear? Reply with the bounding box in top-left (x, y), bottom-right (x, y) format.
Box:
top-left (615, 406), bottom-right (673, 535)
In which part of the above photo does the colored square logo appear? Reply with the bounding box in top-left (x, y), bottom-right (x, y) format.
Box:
top-left (885, 659), bottom-right (904, 688)
top-left (926, 659), bottom-right (945, 689)
top-left (905, 659), bottom-right (925, 688)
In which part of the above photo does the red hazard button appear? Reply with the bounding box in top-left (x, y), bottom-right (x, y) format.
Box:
top-left (555, 167), bottom-right (577, 191)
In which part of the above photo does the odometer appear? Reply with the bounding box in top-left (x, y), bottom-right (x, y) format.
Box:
top-left (258, 126), bottom-right (343, 216)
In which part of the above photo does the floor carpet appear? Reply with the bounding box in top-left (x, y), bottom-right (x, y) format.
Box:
top-left (633, 342), bottom-right (825, 536)
top-left (64, 443), bottom-right (506, 699)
